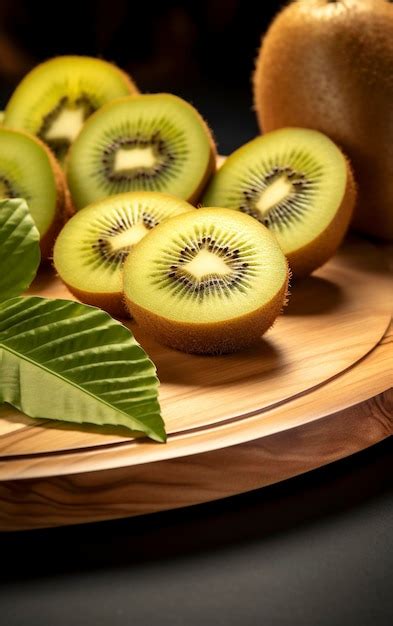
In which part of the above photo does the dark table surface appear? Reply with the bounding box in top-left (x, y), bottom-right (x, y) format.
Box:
top-left (0, 436), bottom-right (392, 626)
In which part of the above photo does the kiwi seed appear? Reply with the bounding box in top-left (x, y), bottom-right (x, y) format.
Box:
top-left (253, 0), bottom-right (393, 240)
top-left (0, 128), bottom-right (69, 257)
top-left (157, 235), bottom-right (251, 301)
top-left (239, 164), bottom-right (315, 230)
top-left (53, 192), bottom-right (194, 317)
top-left (66, 93), bottom-right (216, 210)
top-left (124, 208), bottom-right (288, 354)
top-left (4, 56), bottom-right (138, 163)
top-left (100, 131), bottom-right (175, 186)
top-left (202, 128), bottom-right (356, 277)
top-left (38, 95), bottom-right (95, 162)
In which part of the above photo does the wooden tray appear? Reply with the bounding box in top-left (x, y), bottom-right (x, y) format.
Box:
top-left (0, 237), bottom-right (392, 530)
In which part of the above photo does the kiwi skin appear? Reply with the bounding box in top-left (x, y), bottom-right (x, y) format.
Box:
top-left (205, 138), bottom-right (356, 278)
top-left (124, 207), bottom-right (290, 355)
top-left (64, 286), bottom-right (129, 319)
top-left (56, 254), bottom-right (130, 318)
top-left (176, 96), bottom-right (217, 203)
top-left (287, 160), bottom-right (357, 278)
top-left (191, 142), bottom-right (216, 205)
top-left (253, 0), bottom-right (393, 240)
top-left (65, 94), bottom-right (217, 208)
top-left (54, 192), bottom-right (195, 318)
top-left (0, 130), bottom-right (72, 259)
top-left (126, 278), bottom-right (288, 355)
top-left (42, 140), bottom-right (74, 259)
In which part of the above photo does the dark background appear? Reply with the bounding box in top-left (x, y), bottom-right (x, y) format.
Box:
top-left (0, 0), bottom-right (284, 154)
top-left (0, 2), bottom-right (392, 624)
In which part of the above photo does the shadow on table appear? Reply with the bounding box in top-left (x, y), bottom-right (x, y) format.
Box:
top-left (285, 276), bottom-right (345, 316)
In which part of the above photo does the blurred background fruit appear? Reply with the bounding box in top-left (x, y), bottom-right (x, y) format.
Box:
top-left (0, 0), bottom-right (280, 154)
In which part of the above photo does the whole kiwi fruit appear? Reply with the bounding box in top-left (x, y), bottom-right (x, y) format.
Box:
top-left (254, 0), bottom-right (393, 240)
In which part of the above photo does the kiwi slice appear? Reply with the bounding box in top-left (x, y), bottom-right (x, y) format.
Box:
top-left (53, 192), bottom-right (194, 317)
top-left (0, 128), bottom-right (70, 257)
top-left (203, 128), bottom-right (356, 277)
top-left (4, 56), bottom-right (137, 163)
top-left (66, 93), bottom-right (216, 210)
top-left (124, 208), bottom-right (288, 354)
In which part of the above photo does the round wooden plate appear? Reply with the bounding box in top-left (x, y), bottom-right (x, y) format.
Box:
top-left (0, 238), bottom-right (391, 530)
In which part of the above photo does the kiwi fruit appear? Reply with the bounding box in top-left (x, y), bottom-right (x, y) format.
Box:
top-left (65, 93), bottom-right (216, 210)
top-left (4, 56), bottom-right (138, 163)
top-left (202, 128), bottom-right (356, 277)
top-left (124, 208), bottom-right (288, 354)
top-left (0, 128), bottom-right (71, 258)
top-left (253, 0), bottom-right (393, 240)
top-left (53, 192), bottom-right (194, 317)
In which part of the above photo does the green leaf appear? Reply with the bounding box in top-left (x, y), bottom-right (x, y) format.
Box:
top-left (0, 198), bottom-right (41, 301)
top-left (0, 296), bottom-right (165, 442)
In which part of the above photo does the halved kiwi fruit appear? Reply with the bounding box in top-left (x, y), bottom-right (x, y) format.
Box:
top-left (202, 128), bottom-right (356, 277)
top-left (4, 56), bottom-right (137, 163)
top-left (53, 192), bottom-right (194, 317)
top-left (124, 208), bottom-right (288, 354)
top-left (0, 128), bottom-right (70, 257)
top-left (66, 93), bottom-right (216, 210)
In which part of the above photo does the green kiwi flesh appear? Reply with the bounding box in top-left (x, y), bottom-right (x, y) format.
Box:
top-left (202, 128), bottom-right (355, 276)
top-left (66, 93), bottom-right (216, 210)
top-left (0, 128), bottom-right (65, 256)
top-left (124, 208), bottom-right (288, 354)
top-left (53, 192), bottom-right (194, 317)
top-left (4, 56), bottom-right (137, 162)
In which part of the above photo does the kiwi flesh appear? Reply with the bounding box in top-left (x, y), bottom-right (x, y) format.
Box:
top-left (124, 208), bottom-right (288, 354)
top-left (0, 128), bottom-right (70, 258)
top-left (66, 93), bottom-right (216, 210)
top-left (53, 192), bottom-right (194, 317)
top-left (202, 128), bottom-right (356, 277)
top-left (4, 56), bottom-right (138, 163)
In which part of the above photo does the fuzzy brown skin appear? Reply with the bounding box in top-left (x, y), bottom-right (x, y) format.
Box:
top-left (0, 130), bottom-right (70, 259)
top-left (187, 121), bottom-right (217, 204)
top-left (125, 275), bottom-right (288, 355)
top-left (108, 64), bottom-right (139, 96)
top-left (59, 171), bottom-right (76, 220)
top-left (60, 282), bottom-right (130, 319)
top-left (253, 0), bottom-right (393, 240)
top-left (286, 161), bottom-right (357, 277)
top-left (36, 138), bottom-right (73, 259)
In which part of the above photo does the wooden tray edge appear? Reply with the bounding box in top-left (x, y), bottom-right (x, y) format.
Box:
top-left (0, 386), bottom-right (391, 531)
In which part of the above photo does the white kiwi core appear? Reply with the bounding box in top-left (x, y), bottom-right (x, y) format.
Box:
top-left (44, 107), bottom-right (85, 143)
top-left (110, 223), bottom-right (149, 250)
top-left (184, 249), bottom-right (231, 279)
top-left (255, 175), bottom-right (293, 215)
top-left (114, 147), bottom-right (157, 172)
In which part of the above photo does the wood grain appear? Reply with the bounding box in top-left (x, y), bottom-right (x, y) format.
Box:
top-left (0, 330), bottom-right (391, 530)
top-left (0, 238), bottom-right (391, 530)
top-left (0, 238), bottom-right (391, 462)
